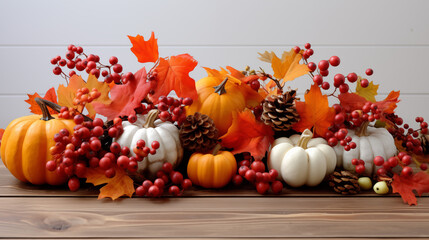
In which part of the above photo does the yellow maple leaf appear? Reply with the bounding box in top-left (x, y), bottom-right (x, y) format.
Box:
top-left (356, 79), bottom-right (379, 102)
top-left (57, 75), bottom-right (111, 118)
top-left (85, 166), bottom-right (135, 200)
top-left (270, 49), bottom-right (309, 84)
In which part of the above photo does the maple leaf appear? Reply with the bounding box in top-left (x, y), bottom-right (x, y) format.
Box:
top-left (270, 49), bottom-right (309, 84)
top-left (376, 90), bottom-right (400, 114)
top-left (57, 75), bottom-right (111, 118)
top-left (338, 92), bottom-right (367, 112)
top-left (85, 166), bottom-right (135, 200)
top-left (93, 67), bottom-right (155, 120)
top-left (293, 84), bottom-right (335, 137)
top-left (391, 172), bottom-right (429, 205)
top-left (128, 32), bottom-right (159, 63)
top-left (150, 54), bottom-right (198, 103)
top-left (220, 109), bottom-right (274, 160)
top-left (24, 87), bottom-right (58, 115)
top-left (356, 80), bottom-right (379, 102)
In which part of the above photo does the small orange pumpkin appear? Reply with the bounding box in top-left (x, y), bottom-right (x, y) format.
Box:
top-left (1, 98), bottom-right (75, 185)
top-left (187, 145), bottom-right (237, 188)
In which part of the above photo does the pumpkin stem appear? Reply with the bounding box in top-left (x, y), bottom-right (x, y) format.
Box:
top-left (35, 97), bottom-right (56, 121)
top-left (143, 109), bottom-right (160, 128)
top-left (213, 77), bottom-right (228, 95)
top-left (212, 144), bottom-right (222, 155)
top-left (297, 129), bottom-right (313, 149)
top-left (356, 121), bottom-right (370, 137)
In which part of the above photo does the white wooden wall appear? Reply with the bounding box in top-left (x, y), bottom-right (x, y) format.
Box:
top-left (1, 0), bottom-right (428, 129)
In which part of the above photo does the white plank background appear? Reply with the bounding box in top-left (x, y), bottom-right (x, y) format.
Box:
top-left (0, 0), bottom-right (428, 129)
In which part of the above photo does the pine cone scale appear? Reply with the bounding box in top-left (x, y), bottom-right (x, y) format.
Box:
top-left (179, 112), bottom-right (219, 152)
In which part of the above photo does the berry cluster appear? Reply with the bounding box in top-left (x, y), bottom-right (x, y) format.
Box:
top-left (372, 152), bottom-right (423, 177)
top-left (387, 115), bottom-right (429, 154)
top-left (50, 44), bottom-right (134, 84)
top-left (58, 106), bottom-right (79, 119)
top-left (135, 162), bottom-right (192, 197)
top-left (132, 139), bottom-right (160, 159)
top-left (73, 87), bottom-right (101, 107)
top-left (155, 96), bottom-right (193, 125)
top-left (233, 153), bottom-right (283, 194)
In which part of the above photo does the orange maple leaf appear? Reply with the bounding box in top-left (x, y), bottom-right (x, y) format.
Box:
top-left (293, 84), bottom-right (335, 137)
top-left (58, 74), bottom-right (112, 118)
top-left (128, 32), bottom-right (159, 63)
top-left (85, 166), bottom-right (135, 200)
top-left (150, 54), bottom-right (198, 103)
top-left (93, 67), bottom-right (155, 120)
top-left (220, 109), bottom-right (274, 160)
top-left (392, 172), bottom-right (429, 205)
top-left (270, 49), bottom-right (309, 84)
top-left (24, 87), bottom-right (58, 115)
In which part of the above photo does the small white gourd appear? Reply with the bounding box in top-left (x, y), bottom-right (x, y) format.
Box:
top-left (268, 129), bottom-right (337, 187)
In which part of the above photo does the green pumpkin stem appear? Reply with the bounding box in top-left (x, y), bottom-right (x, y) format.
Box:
top-left (356, 121), bottom-right (370, 137)
top-left (143, 109), bottom-right (160, 128)
top-left (35, 97), bottom-right (56, 121)
top-left (212, 144), bottom-right (222, 155)
top-left (213, 77), bottom-right (228, 95)
top-left (297, 129), bottom-right (313, 149)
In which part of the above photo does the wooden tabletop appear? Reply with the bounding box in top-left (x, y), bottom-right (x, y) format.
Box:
top-left (0, 164), bottom-right (428, 239)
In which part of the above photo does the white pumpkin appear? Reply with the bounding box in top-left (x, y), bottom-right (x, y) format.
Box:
top-left (268, 129), bottom-right (337, 187)
top-left (115, 109), bottom-right (183, 177)
top-left (334, 123), bottom-right (397, 176)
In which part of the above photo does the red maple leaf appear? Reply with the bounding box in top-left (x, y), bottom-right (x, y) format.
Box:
top-left (92, 67), bottom-right (155, 120)
top-left (220, 109), bottom-right (274, 160)
top-left (375, 90), bottom-right (400, 114)
top-left (150, 54), bottom-right (198, 103)
top-left (128, 32), bottom-right (159, 63)
top-left (24, 87), bottom-right (58, 115)
top-left (339, 91), bottom-right (400, 114)
top-left (391, 171), bottom-right (429, 205)
top-left (293, 84), bottom-right (335, 137)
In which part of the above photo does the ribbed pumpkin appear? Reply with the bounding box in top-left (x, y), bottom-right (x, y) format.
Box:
top-left (0, 98), bottom-right (75, 185)
top-left (187, 145), bottom-right (237, 188)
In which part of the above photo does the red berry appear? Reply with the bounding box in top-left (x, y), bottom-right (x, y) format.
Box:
top-left (269, 169), bottom-right (278, 181)
top-left (46, 160), bottom-right (57, 171)
top-left (360, 78), bottom-right (369, 88)
top-left (169, 185), bottom-right (181, 196)
top-left (333, 74), bottom-right (345, 88)
top-left (53, 67), bottom-right (62, 75)
top-left (355, 164), bottom-right (365, 174)
top-left (238, 166), bottom-right (249, 176)
top-left (377, 168), bottom-right (387, 176)
top-left (112, 64), bottom-right (123, 73)
top-left (318, 60), bottom-right (329, 71)
top-left (334, 113), bottom-right (345, 124)
top-left (232, 174), bottom-right (243, 186)
top-left (142, 180), bottom-right (153, 190)
top-left (339, 84), bottom-right (349, 93)
top-left (135, 186), bottom-right (147, 196)
top-left (321, 82), bottom-right (330, 90)
top-left (239, 160), bottom-right (250, 167)
top-left (256, 182), bottom-right (270, 194)
top-left (401, 155), bottom-right (412, 165)
top-left (251, 160), bottom-right (265, 173)
top-left (128, 114), bottom-right (137, 123)
top-left (68, 177), bottom-right (80, 192)
top-left (250, 80), bottom-right (260, 91)
top-left (308, 62), bottom-right (316, 71)
top-left (328, 137), bottom-right (338, 146)
top-left (365, 68), bottom-right (374, 76)
top-left (351, 158), bottom-right (359, 166)
top-left (271, 180), bottom-right (283, 194)
top-left (401, 166), bottom-right (413, 176)
top-left (151, 141), bottom-right (160, 149)
top-left (373, 156), bottom-right (385, 166)
top-left (320, 70), bottom-right (329, 77)
top-left (154, 178), bottom-right (165, 189)
top-left (387, 157), bottom-right (399, 168)
top-left (117, 156), bottom-right (130, 169)
top-left (182, 179), bottom-right (192, 190)
top-left (162, 162), bottom-right (173, 173)
top-left (304, 43), bottom-right (311, 49)
top-left (148, 185), bottom-right (161, 197)
top-left (244, 169), bottom-right (256, 182)
top-left (347, 72), bottom-right (358, 83)
top-left (329, 56), bottom-right (340, 67)
top-left (420, 163), bottom-right (428, 171)
top-left (313, 75), bottom-right (323, 85)
top-left (171, 171), bottom-right (184, 185)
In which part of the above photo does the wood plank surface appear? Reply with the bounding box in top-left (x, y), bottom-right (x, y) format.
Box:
top-left (1, 197), bottom-right (429, 238)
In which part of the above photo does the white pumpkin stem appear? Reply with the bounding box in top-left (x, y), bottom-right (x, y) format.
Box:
top-left (356, 121), bottom-right (370, 137)
top-left (143, 109), bottom-right (160, 128)
top-left (212, 144), bottom-right (222, 155)
top-left (297, 129), bottom-right (313, 149)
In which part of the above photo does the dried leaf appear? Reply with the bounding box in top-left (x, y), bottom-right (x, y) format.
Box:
top-left (270, 49), bottom-right (309, 83)
top-left (57, 75), bottom-right (111, 118)
top-left (391, 172), bottom-right (429, 205)
top-left (220, 109), bottom-right (274, 160)
top-left (150, 54), bottom-right (198, 103)
top-left (293, 84), bottom-right (335, 137)
top-left (93, 67), bottom-right (155, 120)
top-left (356, 80), bottom-right (379, 102)
top-left (24, 87), bottom-right (58, 115)
top-left (338, 92), bottom-right (368, 112)
top-left (258, 51), bottom-right (275, 63)
top-left (85, 166), bottom-right (135, 200)
top-left (376, 90), bottom-right (400, 114)
top-left (128, 32), bottom-right (159, 63)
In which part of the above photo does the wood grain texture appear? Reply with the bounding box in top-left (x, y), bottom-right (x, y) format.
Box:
top-left (0, 197), bottom-right (429, 238)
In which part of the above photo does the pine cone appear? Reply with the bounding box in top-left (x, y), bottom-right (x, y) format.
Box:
top-left (179, 112), bottom-right (219, 152)
top-left (421, 134), bottom-right (429, 155)
top-left (328, 170), bottom-right (361, 195)
top-left (261, 89), bottom-right (300, 132)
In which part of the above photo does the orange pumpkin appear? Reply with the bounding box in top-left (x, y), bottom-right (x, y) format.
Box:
top-left (0, 98), bottom-right (75, 185)
top-left (187, 145), bottom-right (237, 188)
top-left (186, 69), bottom-right (263, 136)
